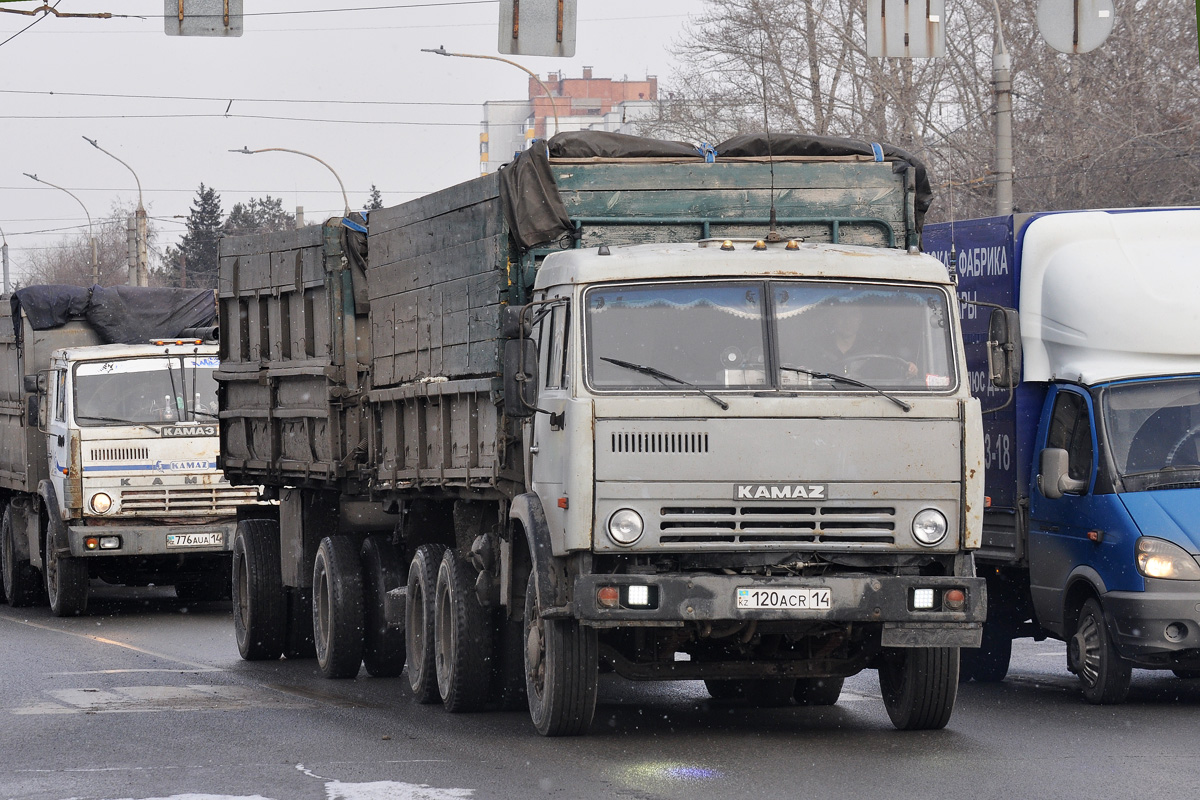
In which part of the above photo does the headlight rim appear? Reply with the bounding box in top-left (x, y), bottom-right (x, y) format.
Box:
top-left (89, 492), bottom-right (113, 515)
top-left (607, 508), bottom-right (645, 547)
top-left (1135, 536), bottom-right (1200, 581)
top-left (911, 508), bottom-right (949, 547)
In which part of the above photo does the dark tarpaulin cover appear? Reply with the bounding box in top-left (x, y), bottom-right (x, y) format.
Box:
top-left (11, 285), bottom-right (217, 344)
top-left (498, 130), bottom-right (934, 251)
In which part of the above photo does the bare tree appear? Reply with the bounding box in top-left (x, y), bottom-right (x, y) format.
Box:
top-left (21, 201), bottom-right (159, 288)
top-left (638, 0), bottom-right (1200, 221)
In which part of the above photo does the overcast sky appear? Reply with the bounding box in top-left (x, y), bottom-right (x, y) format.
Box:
top-left (0, 0), bottom-right (696, 278)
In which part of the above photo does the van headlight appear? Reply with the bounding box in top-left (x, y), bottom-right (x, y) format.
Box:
top-left (912, 508), bottom-right (948, 546)
top-left (607, 509), bottom-right (645, 546)
top-left (1136, 537), bottom-right (1200, 580)
top-left (90, 492), bottom-right (113, 514)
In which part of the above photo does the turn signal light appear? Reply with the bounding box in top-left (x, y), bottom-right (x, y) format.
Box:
top-left (944, 588), bottom-right (966, 610)
top-left (597, 586), bottom-right (619, 608)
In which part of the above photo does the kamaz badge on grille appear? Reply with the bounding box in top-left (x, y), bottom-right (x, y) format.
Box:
top-left (735, 484), bottom-right (827, 500)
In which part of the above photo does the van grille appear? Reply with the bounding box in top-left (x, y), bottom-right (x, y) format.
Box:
top-left (90, 447), bottom-right (150, 462)
top-left (119, 485), bottom-right (258, 516)
top-left (611, 432), bottom-right (709, 454)
top-left (658, 505), bottom-right (896, 545)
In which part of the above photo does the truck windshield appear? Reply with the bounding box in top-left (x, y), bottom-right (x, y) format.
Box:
top-left (74, 355), bottom-right (219, 427)
top-left (585, 280), bottom-right (954, 393)
top-left (1101, 377), bottom-right (1200, 487)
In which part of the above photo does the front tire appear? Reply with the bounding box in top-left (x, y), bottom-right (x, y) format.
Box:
top-left (312, 536), bottom-right (364, 679)
top-left (434, 551), bottom-right (493, 712)
top-left (232, 519), bottom-right (285, 661)
top-left (360, 536), bottom-right (406, 678)
top-left (524, 574), bottom-right (597, 736)
top-left (878, 647), bottom-right (959, 730)
top-left (2, 506), bottom-right (43, 608)
top-left (1069, 597), bottom-right (1131, 704)
top-left (405, 544), bottom-right (446, 703)
top-left (44, 519), bottom-right (88, 617)
top-left (793, 676), bottom-right (844, 706)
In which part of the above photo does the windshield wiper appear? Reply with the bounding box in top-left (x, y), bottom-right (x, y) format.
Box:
top-left (599, 356), bottom-right (729, 410)
top-left (76, 415), bottom-right (162, 434)
top-left (779, 365), bottom-right (911, 412)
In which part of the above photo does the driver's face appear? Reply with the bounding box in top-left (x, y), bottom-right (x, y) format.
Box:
top-left (834, 306), bottom-right (863, 337)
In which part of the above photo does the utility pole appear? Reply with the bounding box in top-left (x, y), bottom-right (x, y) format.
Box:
top-left (84, 137), bottom-right (149, 286)
top-left (0, 225), bottom-right (9, 295)
top-left (991, 0), bottom-right (1013, 216)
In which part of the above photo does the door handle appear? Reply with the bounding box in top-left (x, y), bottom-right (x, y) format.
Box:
top-left (57, 435), bottom-right (65, 447)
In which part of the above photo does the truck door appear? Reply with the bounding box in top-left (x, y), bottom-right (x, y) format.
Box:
top-left (1027, 386), bottom-right (1103, 631)
top-left (47, 367), bottom-right (69, 509)
top-left (530, 298), bottom-right (570, 536)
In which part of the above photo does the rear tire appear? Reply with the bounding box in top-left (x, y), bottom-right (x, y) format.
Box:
top-left (45, 519), bottom-right (89, 617)
top-left (704, 679), bottom-right (796, 707)
top-left (434, 551), bottom-right (493, 712)
top-left (2, 506), bottom-right (44, 608)
top-left (360, 536), bottom-right (406, 678)
top-left (312, 536), bottom-right (365, 679)
top-left (524, 575), bottom-right (597, 736)
top-left (793, 676), bottom-right (844, 706)
top-left (232, 519), bottom-right (285, 661)
top-left (878, 647), bottom-right (959, 730)
top-left (405, 544), bottom-right (445, 703)
top-left (1070, 597), bottom-right (1131, 705)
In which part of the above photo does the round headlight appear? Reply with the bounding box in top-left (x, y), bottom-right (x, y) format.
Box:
top-left (912, 508), bottom-right (948, 546)
top-left (90, 492), bottom-right (113, 514)
top-left (607, 509), bottom-right (645, 546)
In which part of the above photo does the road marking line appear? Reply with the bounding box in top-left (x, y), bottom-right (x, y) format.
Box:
top-left (0, 615), bottom-right (221, 672)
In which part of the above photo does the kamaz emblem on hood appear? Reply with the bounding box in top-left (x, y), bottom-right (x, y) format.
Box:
top-left (736, 484), bottom-right (826, 500)
top-left (161, 425), bottom-right (217, 438)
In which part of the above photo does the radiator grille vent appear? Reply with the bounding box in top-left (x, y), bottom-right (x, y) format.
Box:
top-left (119, 485), bottom-right (258, 516)
top-left (658, 505), bottom-right (897, 546)
top-left (90, 447), bottom-right (150, 462)
top-left (611, 432), bottom-right (709, 454)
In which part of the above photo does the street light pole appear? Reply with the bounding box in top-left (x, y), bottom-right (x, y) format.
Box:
top-left (422, 46), bottom-right (560, 138)
top-left (24, 172), bottom-right (99, 285)
top-left (230, 147), bottom-right (351, 218)
top-left (83, 136), bottom-right (148, 286)
top-left (0, 224), bottom-right (10, 295)
top-left (991, 0), bottom-right (1013, 216)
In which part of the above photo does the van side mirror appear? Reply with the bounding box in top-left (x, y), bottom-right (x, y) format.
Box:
top-left (1038, 447), bottom-right (1088, 499)
top-left (987, 307), bottom-right (1022, 389)
top-left (503, 338), bottom-right (539, 418)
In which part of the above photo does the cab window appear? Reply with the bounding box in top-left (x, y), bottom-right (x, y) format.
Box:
top-left (1047, 391), bottom-right (1093, 483)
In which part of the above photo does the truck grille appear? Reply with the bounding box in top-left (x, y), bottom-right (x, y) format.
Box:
top-left (91, 447), bottom-right (150, 461)
top-left (119, 485), bottom-right (258, 516)
top-left (658, 504), bottom-right (896, 545)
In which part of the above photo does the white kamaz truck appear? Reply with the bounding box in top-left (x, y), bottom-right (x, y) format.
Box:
top-left (0, 285), bottom-right (261, 616)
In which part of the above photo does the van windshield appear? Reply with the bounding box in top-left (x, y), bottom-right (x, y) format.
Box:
top-left (74, 355), bottom-right (219, 427)
top-left (1101, 377), bottom-right (1200, 489)
top-left (584, 280), bottom-right (955, 394)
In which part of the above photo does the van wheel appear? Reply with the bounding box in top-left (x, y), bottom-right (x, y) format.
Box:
top-left (1070, 597), bottom-right (1131, 704)
top-left (793, 676), bottom-right (844, 706)
top-left (878, 647), bottom-right (959, 730)
top-left (434, 551), bottom-right (493, 712)
top-left (232, 519), bottom-right (285, 661)
top-left (2, 506), bottom-right (44, 608)
top-left (705, 679), bottom-right (796, 707)
top-left (45, 522), bottom-right (88, 617)
top-left (405, 544), bottom-right (446, 703)
top-left (312, 536), bottom-right (364, 679)
top-left (360, 536), bottom-right (406, 678)
top-left (524, 574), bottom-right (597, 736)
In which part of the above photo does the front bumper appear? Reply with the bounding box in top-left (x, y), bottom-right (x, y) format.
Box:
top-left (574, 572), bottom-right (985, 647)
top-left (67, 521), bottom-right (237, 557)
top-left (1104, 581), bottom-right (1200, 663)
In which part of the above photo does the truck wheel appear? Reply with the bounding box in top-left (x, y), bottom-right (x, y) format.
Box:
top-left (312, 536), bottom-right (365, 679)
top-left (524, 574), bottom-right (597, 736)
top-left (2, 507), bottom-right (44, 608)
top-left (793, 676), bottom-right (844, 706)
top-left (405, 544), bottom-right (445, 703)
top-left (960, 618), bottom-right (1013, 683)
top-left (704, 679), bottom-right (796, 707)
top-left (434, 551), bottom-right (493, 712)
top-left (360, 536), bottom-right (406, 678)
top-left (232, 519), bottom-right (285, 661)
top-left (1069, 597), bottom-right (1131, 704)
top-left (44, 523), bottom-right (89, 617)
top-left (878, 647), bottom-right (959, 730)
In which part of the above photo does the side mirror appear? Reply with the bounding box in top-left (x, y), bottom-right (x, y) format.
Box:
top-left (503, 338), bottom-right (539, 418)
top-left (501, 305), bottom-right (531, 339)
top-left (987, 307), bottom-right (1022, 389)
top-left (23, 374), bottom-right (40, 393)
top-left (1038, 447), bottom-right (1087, 499)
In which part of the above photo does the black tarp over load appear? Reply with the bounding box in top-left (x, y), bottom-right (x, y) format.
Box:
top-left (498, 130), bottom-right (934, 251)
top-left (11, 285), bottom-right (217, 345)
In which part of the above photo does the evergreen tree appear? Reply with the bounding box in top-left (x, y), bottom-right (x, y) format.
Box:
top-left (365, 184), bottom-right (384, 211)
top-left (177, 184), bottom-right (223, 289)
top-left (224, 195), bottom-right (295, 237)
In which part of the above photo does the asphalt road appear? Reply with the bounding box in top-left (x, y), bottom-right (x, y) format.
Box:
top-left (2, 583), bottom-right (1199, 800)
